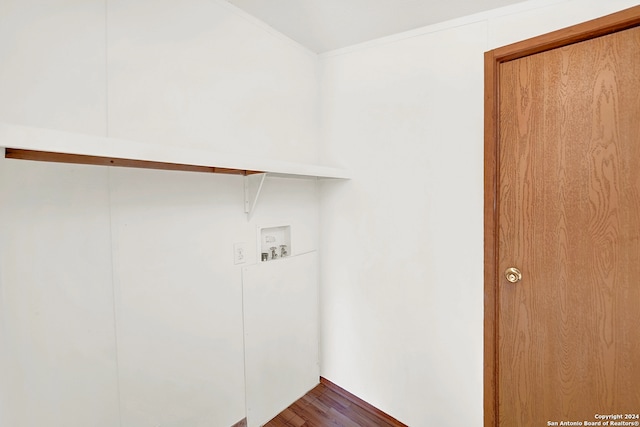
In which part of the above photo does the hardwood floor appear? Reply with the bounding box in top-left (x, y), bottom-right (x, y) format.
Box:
top-left (263, 378), bottom-right (407, 427)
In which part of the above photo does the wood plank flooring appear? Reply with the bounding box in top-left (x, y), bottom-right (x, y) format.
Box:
top-left (263, 378), bottom-right (407, 427)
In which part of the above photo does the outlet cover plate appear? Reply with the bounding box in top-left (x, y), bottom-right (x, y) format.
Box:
top-left (234, 242), bottom-right (247, 265)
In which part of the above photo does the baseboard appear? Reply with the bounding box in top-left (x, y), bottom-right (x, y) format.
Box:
top-left (320, 376), bottom-right (408, 427)
top-left (230, 417), bottom-right (247, 427)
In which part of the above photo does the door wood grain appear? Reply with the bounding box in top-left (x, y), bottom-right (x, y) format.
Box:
top-left (489, 18), bottom-right (640, 427)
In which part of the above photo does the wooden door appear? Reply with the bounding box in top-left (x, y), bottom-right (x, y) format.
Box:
top-left (485, 8), bottom-right (640, 426)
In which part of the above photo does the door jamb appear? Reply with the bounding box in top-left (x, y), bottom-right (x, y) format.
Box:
top-left (483, 6), bottom-right (640, 426)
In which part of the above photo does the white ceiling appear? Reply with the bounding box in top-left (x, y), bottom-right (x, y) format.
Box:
top-left (226, 0), bottom-right (528, 52)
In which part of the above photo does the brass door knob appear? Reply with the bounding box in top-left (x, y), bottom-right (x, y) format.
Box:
top-left (505, 267), bottom-right (522, 283)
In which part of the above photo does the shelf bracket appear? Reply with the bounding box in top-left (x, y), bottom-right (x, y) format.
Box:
top-left (244, 173), bottom-right (267, 218)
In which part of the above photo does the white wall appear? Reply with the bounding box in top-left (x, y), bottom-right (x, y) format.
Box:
top-left (107, 0), bottom-right (320, 162)
top-left (0, 159), bottom-right (119, 427)
top-left (0, 1), bottom-right (320, 426)
top-left (0, 0), bottom-right (107, 134)
top-left (318, 0), bottom-right (640, 425)
top-left (0, 1), bottom-right (116, 426)
top-left (108, 170), bottom-right (319, 427)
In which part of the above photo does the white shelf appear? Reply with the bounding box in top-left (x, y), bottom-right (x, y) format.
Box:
top-left (0, 122), bottom-right (350, 179)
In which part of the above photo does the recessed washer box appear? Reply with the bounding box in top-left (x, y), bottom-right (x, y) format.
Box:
top-left (259, 225), bottom-right (291, 262)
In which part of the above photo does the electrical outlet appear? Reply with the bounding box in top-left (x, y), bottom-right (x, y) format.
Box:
top-left (234, 242), bottom-right (247, 265)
